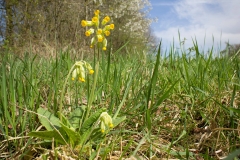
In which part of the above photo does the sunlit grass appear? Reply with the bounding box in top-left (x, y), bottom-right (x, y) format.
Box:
top-left (0, 41), bottom-right (239, 159)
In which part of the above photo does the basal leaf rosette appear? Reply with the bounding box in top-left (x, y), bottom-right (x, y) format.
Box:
top-left (81, 10), bottom-right (114, 50)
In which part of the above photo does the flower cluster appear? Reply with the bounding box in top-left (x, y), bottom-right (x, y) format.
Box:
top-left (72, 61), bottom-right (94, 82)
top-left (99, 112), bottom-right (114, 133)
top-left (81, 10), bottom-right (114, 50)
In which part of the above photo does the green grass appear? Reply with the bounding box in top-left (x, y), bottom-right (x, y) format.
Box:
top-left (0, 42), bottom-right (240, 159)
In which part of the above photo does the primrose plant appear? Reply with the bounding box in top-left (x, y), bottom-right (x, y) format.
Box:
top-left (81, 9), bottom-right (114, 51)
top-left (28, 10), bottom-right (125, 158)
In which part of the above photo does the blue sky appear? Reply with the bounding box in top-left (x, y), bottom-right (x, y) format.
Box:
top-left (149, 0), bottom-right (240, 52)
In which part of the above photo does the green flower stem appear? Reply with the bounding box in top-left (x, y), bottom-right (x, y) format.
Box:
top-left (85, 60), bottom-right (99, 120)
top-left (59, 64), bottom-right (76, 121)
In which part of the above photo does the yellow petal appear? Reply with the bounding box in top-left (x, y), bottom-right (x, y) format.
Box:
top-left (81, 20), bottom-right (87, 27)
top-left (94, 10), bottom-right (100, 15)
top-left (89, 69), bottom-right (94, 74)
top-left (92, 17), bottom-right (98, 23)
top-left (97, 35), bottom-right (103, 42)
top-left (109, 123), bottom-right (114, 128)
top-left (110, 24), bottom-right (114, 30)
top-left (104, 31), bottom-right (110, 36)
top-left (97, 29), bottom-right (102, 35)
top-left (85, 31), bottom-right (91, 36)
top-left (79, 77), bottom-right (85, 82)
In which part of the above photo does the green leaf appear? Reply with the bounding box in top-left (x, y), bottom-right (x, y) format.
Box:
top-left (113, 116), bottom-right (126, 127)
top-left (80, 108), bottom-right (106, 134)
top-left (60, 122), bottom-right (81, 146)
top-left (224, 148), bottom-right (240, 160)
top-left (57, 111), bottom-right (72, 128)
top-left (229, 108), bottom-right (240, 114)
top-left (28, 130), bottom-right (67, 145)
top-left (88, 128), bottom-right (105, 144)
top-left (151, 80), bottom-right (179, 114)
top-left (68, 106), bottom-right (87, 129)
top-left (78, 128), bottom-right (92, 146)
top-left (169, 150), bottom-right (193, 157)
top-left (37, 107), bottom-right (61, 131)
top-left (146, 42), bottom-right (161, 106)
top-left (145, 43), bottom-right (161, 130)
top-left (172, 130), bottom-right (187, 145)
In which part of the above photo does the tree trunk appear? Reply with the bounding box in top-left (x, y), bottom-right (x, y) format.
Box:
top-left (5, 0), bottom-right (14, 46)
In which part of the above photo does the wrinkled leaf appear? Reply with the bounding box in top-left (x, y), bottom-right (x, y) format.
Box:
top-left (28, 130), bottom-right (67, 145)
top-left (60, 122), bottom-right (81, 146)
top-left (68, 106), bottom-right (87, 129)
top-left (78, 128), bottom-right (92, 146)
top-left (80, 108), bottom-right (106, 134)
top-left (88, 128), bottom-right (105, 143)
top-left (37, 107), bottom-right (61, 131)
top-left (57, 111), bottom-right (72, 128)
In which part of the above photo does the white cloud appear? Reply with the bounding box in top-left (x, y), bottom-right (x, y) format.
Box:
top-left (154, 0), bottom-right (240, 51)
top-left (155, 25), bottom-right (240, 51)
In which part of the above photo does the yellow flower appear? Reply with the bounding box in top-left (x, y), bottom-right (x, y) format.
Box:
top-left (97, 35), bottom-right (103, 42)
top-left (79, 77), bottom-right (85, 82)
top-left (109, 123), bottom-right (114, 128)
top-left (72, 68), bottom-right (78, 80)
top-left (71, 61), bottom-right (94, 83)
top-left (85, 28), bottom-right (94, 37)
top-left (103, 24), bottom-right (114, 32)
top-left (97, 29), bottom-right (102, 35)
top-left (92, 17), bottom-right (98, 24)
top-left (81, 20), bottom-right (93, 27)
top-left (102, 16), bottom-right (110, 25)
top-left (101, 122), bottom-right (105, 133)
top-left (83, 61), bottom-right (94, 75)
top-left (89, 69), bottom-right (94, 74)
top-left (78, 65), bottom-right (85, 82)
top-left (110, 24), bottom-right (114, 30)
top-left (85, 31), bottom-right (91, 37)
top-left (72, 61), bottom-right (94, 83)
top-left (81, 10), bottom-right (114, 50)
top-left (104, 30), bottom-right (110, 36)
top-left (90, 37), bottom-right (96, 47)
top-left (104, 16), bottom-right (110, 22)
top-left (94, 10), bottom-right (100, 16)
top-left (103, 38), bottom-right (107, 50)
top-left (99, 112), bottom-right (114, 133)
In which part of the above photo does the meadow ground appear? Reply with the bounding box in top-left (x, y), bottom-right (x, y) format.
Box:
top-left (0, 43), bottom-right (240, 159)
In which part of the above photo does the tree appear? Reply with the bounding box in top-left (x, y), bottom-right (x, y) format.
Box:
top-left (221, 42), bottom-right (240, 57)
top-left (0, 0), bottom-right (157, 54)
top-left (1, 0), bottom-right (14, 46)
